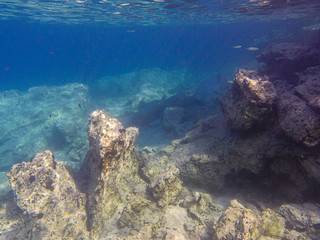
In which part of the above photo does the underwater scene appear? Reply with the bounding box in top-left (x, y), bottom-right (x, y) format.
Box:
top-left (1, 0), bottom-right (320, 239)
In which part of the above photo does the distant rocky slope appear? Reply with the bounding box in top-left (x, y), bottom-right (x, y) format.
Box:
top-left (1, 41), bottom-right (320, 239)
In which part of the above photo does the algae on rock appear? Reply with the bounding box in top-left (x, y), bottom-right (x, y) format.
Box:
top-left (81, 110), bottom-right (144, 238)
top-left (7, 150), bottom-right (89, 240)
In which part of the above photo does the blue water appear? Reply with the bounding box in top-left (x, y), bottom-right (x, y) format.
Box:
top-left (0, 1), bottom-right (320, 239)
top-left (0, 19), bottom-right (309, 91)
top-left (0, 0), bottom-right (320, 170)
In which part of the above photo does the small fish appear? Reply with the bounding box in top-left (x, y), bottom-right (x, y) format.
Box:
top-left (119, 3), bottom-right (131, 6)
top-left (3, 94), bottom-right (5, 98)
top-left (232, 45), bottom-right (242, 49)
top-left (78, 104), bottom-right (81, 109)
top-left (127, 30), bottom-right (136, 32)
top-left (3, 67), bottom-right (9, 70)
top-left (246, 47), bottom-right (259, 51)
top-left (228, 80), bottom-right (233, 84)
top-left (49, 114), bottom-right (51, 118)
top-left (49, 51), bottom-right (54, 55)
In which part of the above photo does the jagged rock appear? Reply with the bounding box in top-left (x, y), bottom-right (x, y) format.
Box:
top-left (278, 92), bottom-right (320, 147)
top-left (222, 69), bottom-right (276, 130)
top-left (260, 209), bottom-right (286, 239)
top-left (279, 203), bottom-right (320, 233)
top-left (148, 165), bottom-right (182, 207)
top-left (257, 43), bottom-right (320, 78)
top-left (81, 110), bottom-right (145, 238)
top-left (213, 199), bottom-right (262, 240)
top-left (213, 201), bottom-right (291, 240)
top-left (6, 150), bottom-right (88, 240)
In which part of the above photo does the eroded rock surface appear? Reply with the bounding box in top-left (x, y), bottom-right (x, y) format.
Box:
top-left (214, 200), bottom-right (262, 240)
top-left (81, 110), bottom-right (143, 238)
top-left (213, 200), bottom-right (320, 240)
top-left (222, 69), bottom-right (276, 130)
top-left (6, 150), bottom-right (88, 240)
top-left (278, 93), bottom-right (320, 147)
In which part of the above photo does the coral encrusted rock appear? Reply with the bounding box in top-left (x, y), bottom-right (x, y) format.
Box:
top-left (81, 110), bottom-right (144, 238)
top-left (7, 150), bottom-right (88, 239)
top-left (222, 69), bottom-right (276, 130)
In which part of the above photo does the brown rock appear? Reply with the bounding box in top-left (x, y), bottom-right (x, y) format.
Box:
top-left (280, 203), bottom-right (320, 231)
top-left (214, 199), bottom-right (261, 240)
top-left (148, 165), bottom-right (182, 207)
top-left (222, 69), bottom-right (276, 130)
top-left (81, 110), bottom-right (144, 238)
top-left (7, 150), bottom-right (88, 240)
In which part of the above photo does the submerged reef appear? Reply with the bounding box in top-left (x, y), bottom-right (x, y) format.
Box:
top-left (1, 41), bottom-right (320, 239)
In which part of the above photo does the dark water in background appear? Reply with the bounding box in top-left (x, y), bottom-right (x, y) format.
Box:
top-left (0, 0), bottom-right (320, 170)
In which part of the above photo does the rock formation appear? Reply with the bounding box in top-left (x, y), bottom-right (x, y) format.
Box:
top-left (214, 199), bottom-right (320, 240)
top-left (6, 150), bottom-right (89, 239)
top-left (222, 69), bottom-right (276, 130)
top-left (80, 110), bottom-right (144, 238)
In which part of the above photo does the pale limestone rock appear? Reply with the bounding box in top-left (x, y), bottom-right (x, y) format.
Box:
top-left (280, 203), bottom-right (320, 231)
top-left (81, 110), bottom-right (144, 238)
top-left (214, 199), bottom-right (262, 240)
top-left (7, 150), bottom-right (88, 240)
top-left (260, 209), bottom-right (286, 239)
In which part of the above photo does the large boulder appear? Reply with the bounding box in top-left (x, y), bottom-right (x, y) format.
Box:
top-left (6, 150), bottom-right (89, 239)
top-left (222, 69), bottom-right (276, 130)
top-left (213, 199), bottom-right (262, 240)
